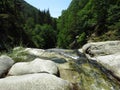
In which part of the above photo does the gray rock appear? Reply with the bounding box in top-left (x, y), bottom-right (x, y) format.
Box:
top-left (24, 48), bottom-right (45, 56)
top-left (8, 58), bottom-right (59, 76)
top-left (0, 55), bottom-right (14, 77)
top-left (82, 41), bottom-right (120, 79)
top-left (0, 73), bottom-right (73, 90)
top-left (82, 41), bottom-right (120, 57)
top-left (13, 47), bottom-right (45, 57)
top-left (91, 53), bottom-right (120, 79)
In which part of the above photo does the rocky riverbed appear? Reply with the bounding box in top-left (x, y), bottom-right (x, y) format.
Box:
top-left (0, 41), bottom-right (120, 90)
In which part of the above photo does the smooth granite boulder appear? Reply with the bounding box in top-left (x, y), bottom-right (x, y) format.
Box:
top-left (8, 58), bottom-right (59, 76)
top-left (0, 73), bottom-right (73, 90)
top-left (82, 41), bottom-right (120, 57)
top-left (82, 41), bottom-right (120, 79)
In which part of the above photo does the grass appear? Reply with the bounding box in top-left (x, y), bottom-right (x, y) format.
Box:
top-left (8, 47), bottom-right (39, 62)
top-left (0, 46), bottom-right (38, 63)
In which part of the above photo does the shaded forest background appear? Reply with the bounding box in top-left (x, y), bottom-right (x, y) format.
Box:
top-left (0, 0), bottom-right (120, 50)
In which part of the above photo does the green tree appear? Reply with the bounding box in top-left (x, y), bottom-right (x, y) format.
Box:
top-left (40, 24), bottom-right (57, 48)
top-left (93, 0), bottom-right (108, 36)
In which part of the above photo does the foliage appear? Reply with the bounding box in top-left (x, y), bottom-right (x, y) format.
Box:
top-left (0, 0), bottom-right (57, 50)
top-left (77, 32), bottom-right (87, 47)
top-left (0, 0), bottom-right (35, 50)
top-left (57, 0), bottom-right (120, 48)
top-left (0, 0), bottom-right (120, 50)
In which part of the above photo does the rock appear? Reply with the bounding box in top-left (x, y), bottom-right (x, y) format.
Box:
top-left (8, 58), bottom-right (59, 76)
top-left (91, 53), bottom-right (120, 79)
top-left (12, 47), bottom-right (71, 62)
top-left (11, 47), bottom-right (81, 83)
top-left (24, 48), bottom-right (45, 57)
top-left (0, 55), bottom-right (14, 77)
top-left (58, 62), bottom-right (80, 83)
top-left (12, 47), bottom-right (45, 62)
top-left (82, 41), bottom-right (120, 57)
top-left (13, 47), bottom-right (45, 56)
top-left (78, 49), bottom-right (83, 53)
top-left (82, 41), bottom-right (120, 80)
top-left (0, 73), bottom-right (73, 90)
top-left (77, 63), bottom-right (111, 90)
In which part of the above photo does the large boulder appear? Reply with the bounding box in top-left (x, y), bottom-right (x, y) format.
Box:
top-left (11, 47), bottom-right (81, 84)
top-left (0, 55), bottom-right (14, 77)
top-left (11, 47), bottom-right (45, 62)
top-left (24, 48), bottom-right (45, 57)
top-left (13, 47), bottom-right (45, 57)
top-left (91, 53), bottom-right (120, 79)
top-left (0, 73), bottom-right (73, 90)
top-left (8, 58), bottom-right (59, 76)
top-left (82, 41), bottom-right (120, 79)
top-left (82, 41), bottom-right (120, 57)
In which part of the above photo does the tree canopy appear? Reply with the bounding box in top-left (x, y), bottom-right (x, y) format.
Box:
top-left (0, 0), bottom-right (57, 50)
top-left (0, 0), bottom-right (120, 50)
top-left (57, 0), bottom-right (120, 48)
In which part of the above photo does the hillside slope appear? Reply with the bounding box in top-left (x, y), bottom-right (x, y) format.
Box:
top-left (57, 0), bottom-right (120, 48)
top-left (0, 0), bottom-right (57, 50)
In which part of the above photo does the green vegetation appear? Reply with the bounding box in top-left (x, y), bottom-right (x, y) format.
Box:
top-left (8, 47), bottom-right (38, 62)
top-left (0, 0), bottom-right (57, 50)
top-left (0, 0), bottom-right (120, 50)
top-left (57, 0), bottom-right (120, 48)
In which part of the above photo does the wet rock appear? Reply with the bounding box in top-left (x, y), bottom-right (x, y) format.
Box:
top-left (58, 62), bottom-right (80, 83)
top-left (91, 53), bottom-right (120, 79)
top-left (71, 61), bottom-right (120, 90)
top-left (82, 41), bottom-right (120, 82)
top-left (7, 46), bottom-right (120, 90)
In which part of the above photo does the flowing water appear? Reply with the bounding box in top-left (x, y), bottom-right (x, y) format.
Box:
top-left (11, 47), bottom-right (120, 90)
top-left (46, 49), bottom-right (120, 90)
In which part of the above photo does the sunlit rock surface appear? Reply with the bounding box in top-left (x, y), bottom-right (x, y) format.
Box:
top-left (82, 41), bottom-right (120, 57)
top-left (2, 45), bottom-right (120, 90)
top-left (8, 58), bottom-right (59, 76)
top-left (0, 73), bottom-right (73, 90)
top-left (82, 41), bottom-right (120, 79)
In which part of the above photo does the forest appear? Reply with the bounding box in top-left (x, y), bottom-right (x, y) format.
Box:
top-left (0, 0), bottom-right (120, 50)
